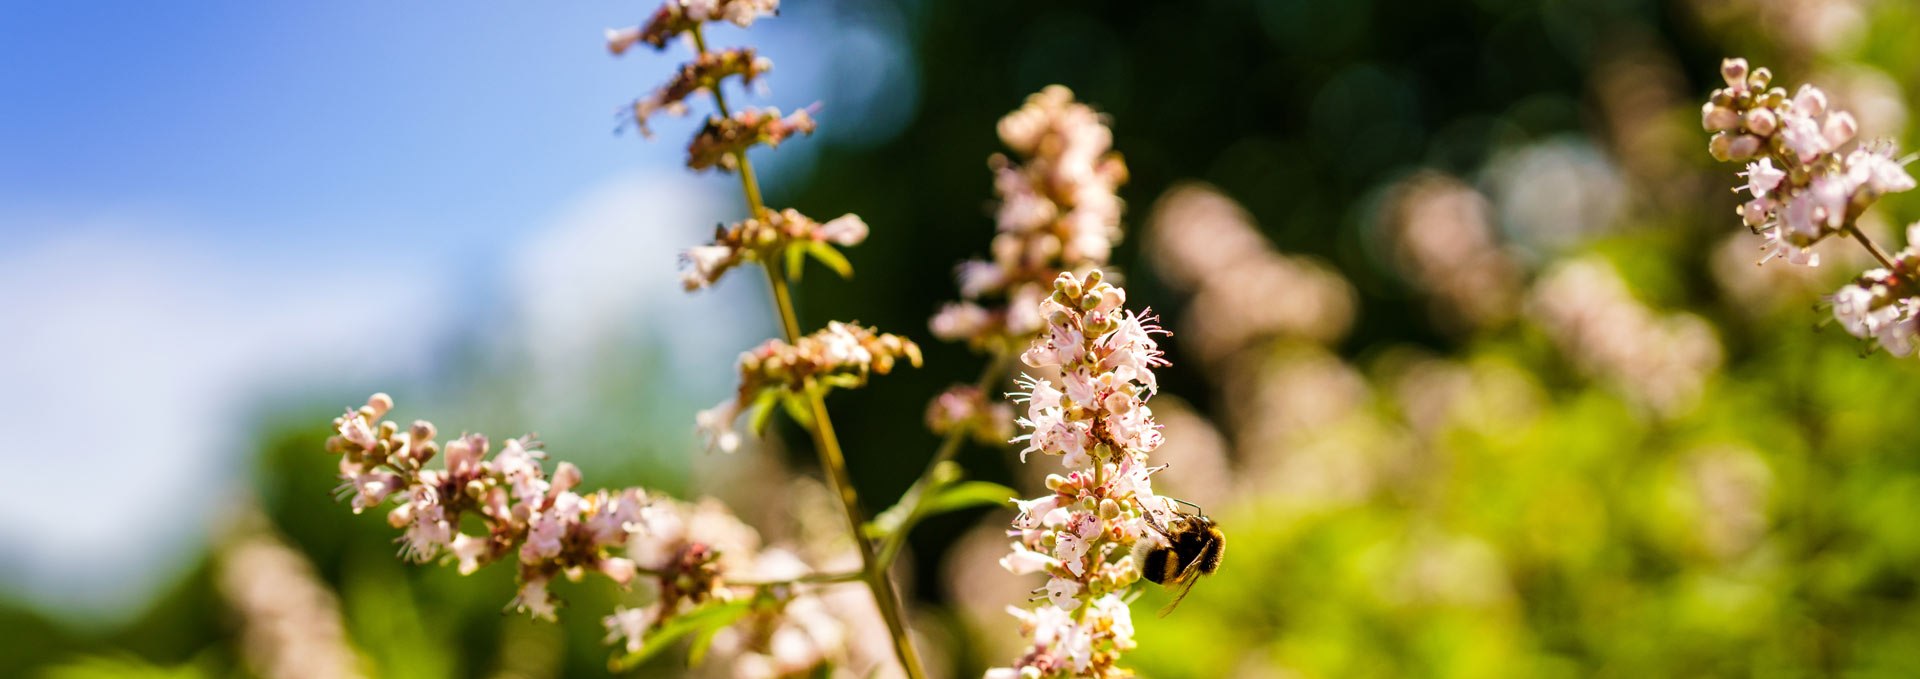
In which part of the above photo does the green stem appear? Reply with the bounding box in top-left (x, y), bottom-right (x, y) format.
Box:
top-left (772, 269), bottom-right (927, 679)
top-left (1846, 223), bottom-right (1899, 271)
top-left (690, 25), bottom-right (927, 679)
top-left (875, 349), bottom-right (1014, 569)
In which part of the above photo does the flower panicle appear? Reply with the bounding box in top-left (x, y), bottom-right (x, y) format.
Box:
top-left (1704, 58), bottom-right (1920, 356)
top-left (329, 395), bottom-right (864, 675)
top-left (1828, 224), bottom-right (1920, 356)
top-left (681, 207), bottom-right (867, 291)
top-left (990, 270), bottom-right (1171, 679)
top-left (932, 86), bottom-right (1130, 351)
top-left (687, 106), bottom-right (818, 173)
top-left (606, 0), bottom-right (780, 55)
top-left (927, 384), bottom-right (1017, 445)
top-left (610, 0), bottom-right (816, 174)
top-left (698, 323), bottom-right (923, 452)
top-left (327, 394), bottom-right (648, 620)
top-left (624, 47), bottom-right (773, 137)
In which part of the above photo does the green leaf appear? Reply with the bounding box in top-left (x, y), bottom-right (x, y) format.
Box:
top-left (608, 600), bottom-right (754, 672)
top-left (785, 243), bottom-right (806, 282)
top-left (780, 392), bottom-right (815, 429)
top-left (807, 241), bottom-right (854, 279)
top-left (747, 390), bottom-right (780, 436)
top-left (919, 480), bottom-right (1018, 517)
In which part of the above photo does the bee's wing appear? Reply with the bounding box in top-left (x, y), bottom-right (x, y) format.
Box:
top-left (1156, 554), bottom-right (1208, 617)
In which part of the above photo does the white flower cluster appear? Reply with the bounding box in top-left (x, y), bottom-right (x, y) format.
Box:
top-left (216, 519), bottom-right (364, 679)
top-left (1146, 183), bottom-right (1357, 363)
top-left (932, 86), bottom-right (1129, 350)
top-left (330, 394), bottom-right (649, 620)
top-left (697, 322), bottom-right (922, 452)
top-left (332, 395), bottom-right (867, 675)
top-left (1705, 58), bottom-right (1920, 355)
top-left (989, 270), bottom-right (1169, 679)
top-left (681, 208), bottom-right (868, 290)
top-left (1705, 58), bottom-right (1915, 267)
top-left (607, 0), bottom-right (781, 54)
top-left (1527, 258), bottom-right (1722, 416)
top-left (1829, 224), bottom-right (1920, 356)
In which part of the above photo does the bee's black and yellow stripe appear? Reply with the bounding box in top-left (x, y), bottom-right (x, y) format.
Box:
top-left (1144, 517), bottom-right (1225, 585)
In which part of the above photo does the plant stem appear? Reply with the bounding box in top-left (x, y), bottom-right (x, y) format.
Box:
top-left (690, 26), bottom-right (927, 679)
top-left (876, 349), bottom-right (1013, 569)
top-left (1846, 223), bottom-right (1900, 270)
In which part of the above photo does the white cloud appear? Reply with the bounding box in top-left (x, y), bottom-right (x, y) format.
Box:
top-left (0, 172), bottom-right (766, 625)
top-left (0, 224), bottom-right (448, 622)
top-left (504, 170), bottom-right (768, 425)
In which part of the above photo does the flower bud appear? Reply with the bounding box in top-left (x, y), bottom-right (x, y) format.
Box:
top-left (1045, 474), bottom-right (1069, 492)
top-left (1098, 498), bottom-right (1120, 520)
top-left (1709, 132), bottom-right (1734, 162)
top-left (410, 420), bottom-right (436, 444)
top-left (1741, 199), bottom-right (1772, 227)
top-left (1824, 111), bottom-right (1857, 147)
top-left (387, 503), bottom-right (415, 529)
top-left (1743, 108), bottom-right (1777, 136)
top-left (1748, 66), bottom-right (1771, 90)
top-left (1055, 271), bottom-right (1082, 299)
top-left (605, 27), bottom-right (642, 55)
top-left (599, 557), bottom-right (638, 586)
top-left (1794, 85), bottom-right (1827, 117)
top-left (1702, 103), bottom-right (1740, 132)
top-left (1728, 134), bottom-right (1763, 161)
top-left (366, 392), bottom-right (394, 419)
top-left (1721, 58), bottom-right (1749, 88)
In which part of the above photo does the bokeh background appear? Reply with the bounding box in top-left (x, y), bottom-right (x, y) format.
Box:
top-left (8, 0), bottom-right (1920, 676)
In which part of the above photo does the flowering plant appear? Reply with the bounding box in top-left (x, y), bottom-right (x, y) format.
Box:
top-left (1703, 57), bottom-right (1920, 355)
top-left (990, 270), bottom-right (1172, 678)
top-left (310, 3), bottom-right (1203, 678)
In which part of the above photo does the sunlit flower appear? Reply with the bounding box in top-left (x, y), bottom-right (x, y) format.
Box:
top-left (994, 271), bottom-right (1172, 678)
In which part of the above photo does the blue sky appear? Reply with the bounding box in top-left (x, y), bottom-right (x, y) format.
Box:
top-left (0, 0), bottom-right (919, 623)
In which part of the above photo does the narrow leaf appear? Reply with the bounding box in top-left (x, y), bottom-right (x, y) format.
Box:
top-left (919, 481), bottom-right (1018, 517)
top-left (780, 392), bottom-right (815, 429)
top-left (808, 241), bottom-right (854, 279)
top-left (747, 390), bottom-right (780, 436)
top-left (785, 243), bottom-right (806, 282)
top-left (608, 600), bottom-right (753, 672)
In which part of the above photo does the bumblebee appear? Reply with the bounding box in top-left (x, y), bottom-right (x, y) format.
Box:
top-left (1138, 498), bottom-right (1225, 616)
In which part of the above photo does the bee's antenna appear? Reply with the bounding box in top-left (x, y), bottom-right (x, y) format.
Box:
top-left (1167, 496), bottom-right (1206, 516)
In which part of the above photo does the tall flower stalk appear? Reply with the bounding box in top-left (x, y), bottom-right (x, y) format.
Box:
top-left (1702, 57), bottom-right (1920, 354)
top-left (883, 88), bottom-right (1132, 568)
top-left (989, 270), bottom-right (1171, 679)
top-left (623, 5), bottom-right (931, 675)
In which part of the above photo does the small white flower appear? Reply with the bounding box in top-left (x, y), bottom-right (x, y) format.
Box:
top-left (604, 605), bottom-right (658, 653)
top-left (1741, 158), bottom-right (1786, 199)
top-left (1000, 542), bottom-right (1060, 574)
top-left (816, 214), bottom-right (868, 246)
top-left (695, 399), bottom-right (743, 453)
top-left (512, 576), bottom-right (559, 621)
top-left (1879, 313), bottom-right (1920, 357)
top-left (1045, 576), bottom-right (1082, 610)
top-left (1779, 113), bottom-right (1828, 163)
top-left (680, 245), bottom-right (735, 290)
top-left (1848, 148), bottom-right (1917, 195)
top-left (448, 533), bottom-right (490, 574)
